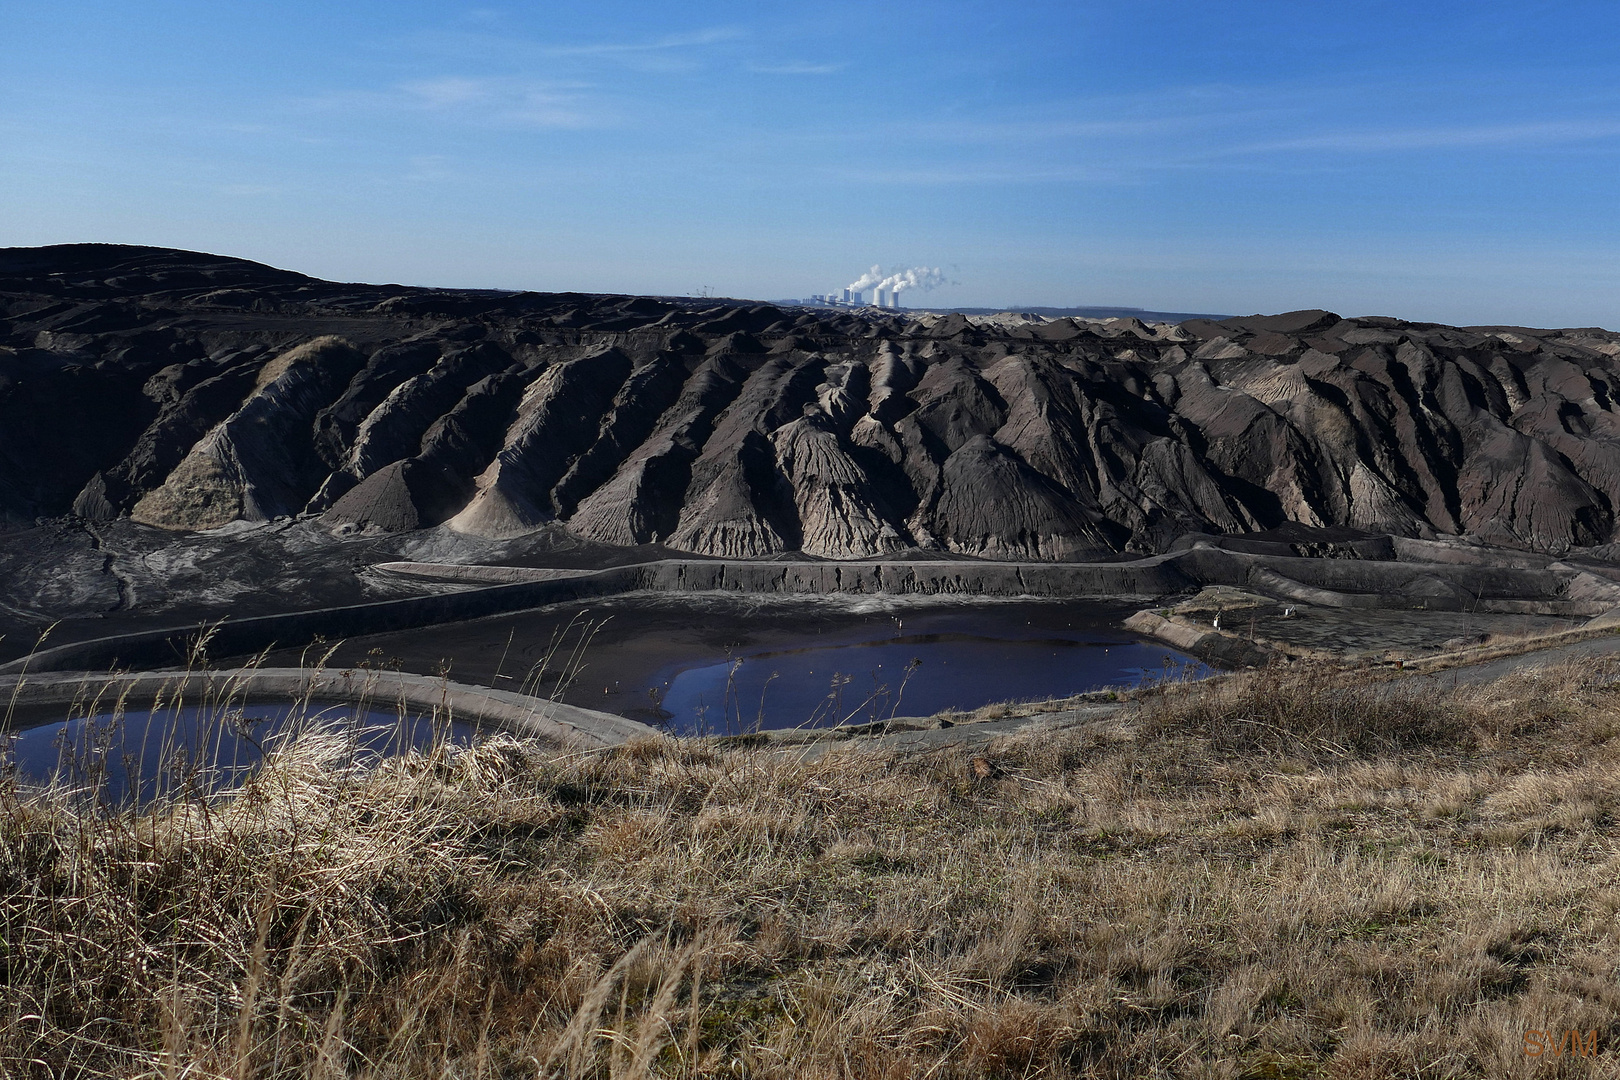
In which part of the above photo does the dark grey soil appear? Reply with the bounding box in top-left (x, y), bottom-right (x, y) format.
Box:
top-left (0, 517), bottom-right (673, 665)
top-left (1162, 587), bottom-right (1587, 659)
top-left (7, 245), bottom-right (1620, 562)
top-left (5, 244), bottom-right (1620, 685)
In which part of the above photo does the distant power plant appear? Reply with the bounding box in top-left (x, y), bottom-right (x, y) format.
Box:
top-left (808, 265), bottom-right (946, 310)
top-left (809, 286), bottom-right (902, 309)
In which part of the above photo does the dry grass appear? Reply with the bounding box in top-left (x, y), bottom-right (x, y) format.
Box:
top-left (6, 659), bottom-right (1620, 1077)
top-left (1396, 624), bottom-right (1620, 674)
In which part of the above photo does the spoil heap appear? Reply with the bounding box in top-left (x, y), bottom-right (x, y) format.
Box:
top-left (5, 244), bottom-right (1620, 561)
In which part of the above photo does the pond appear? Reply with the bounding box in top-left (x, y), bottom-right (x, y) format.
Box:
top-left (651, 621), bottom-right (1207, 735)
top-left (4, 701), bottom-right (475, 805)
top-left (260, 594), bottom-right (1210, 734)
top-left (9, 599), bottom-right (1211, 792)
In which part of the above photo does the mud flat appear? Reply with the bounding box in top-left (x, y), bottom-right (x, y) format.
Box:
top-left (1127, 588), bottom-right (1594, 667)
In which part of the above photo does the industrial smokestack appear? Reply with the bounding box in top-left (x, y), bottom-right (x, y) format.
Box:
top-left (846, 264), bottom-right (948, 303)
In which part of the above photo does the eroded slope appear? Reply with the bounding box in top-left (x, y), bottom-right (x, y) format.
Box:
top-left (5, 245), bottom-right (1620, 560)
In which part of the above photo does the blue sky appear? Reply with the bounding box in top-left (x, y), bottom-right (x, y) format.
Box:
top-left (4, 1), bottom-right (1619, 326)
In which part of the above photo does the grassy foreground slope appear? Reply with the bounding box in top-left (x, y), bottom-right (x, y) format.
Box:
top-left (5, 663), bottom-right (1620, 1078)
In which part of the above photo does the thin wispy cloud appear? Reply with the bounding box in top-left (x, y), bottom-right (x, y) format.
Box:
top-left (903, 113), bottom-right (1251, 143)
top-left (310, 77), bottom-right (608, 130)
top-left (748, 60), bottom-right (844, 75)
top-left (404, 154), bottom-right (455, 183)
top-left (541, 26), bottom-right (744, 58)
top-left (823, 80), bottom-right (1620, 189)
top-left (389, 24), bottom-right (744, 74)
top-left (900, 88), bottom-right (1275, 144)
top-left (1250, 118), bottom-right (1620, 153)
top-left (218, 183), bottom-right (280, 197)
top-left (402, 77), bottom-right (488, 108)
top-left (295, 24), bottom-right (747, 135)
top-left (824, 163), bottom-right (1139, 185)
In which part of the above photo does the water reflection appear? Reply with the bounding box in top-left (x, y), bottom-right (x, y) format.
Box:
top-left (4, 701), bottom-right (475, 806)
top-left (654, 630), bottom-right (1208, 735)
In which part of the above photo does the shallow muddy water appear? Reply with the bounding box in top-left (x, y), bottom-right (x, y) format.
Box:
top-left (656, 631), bottom-right (1202, 735)
top-left (6, 702), bottom-right (474, 804)
top-left (261, 594), bottom-right (1209, 733)
top-left (3, 598), bottom-right (1209, 785)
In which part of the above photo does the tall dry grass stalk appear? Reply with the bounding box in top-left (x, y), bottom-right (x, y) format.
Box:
top-left (4, 658), bottom-right (1620, 1077)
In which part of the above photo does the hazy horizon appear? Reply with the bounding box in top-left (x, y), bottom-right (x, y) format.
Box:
top-left (4, 2), bottom-right (1618, 329)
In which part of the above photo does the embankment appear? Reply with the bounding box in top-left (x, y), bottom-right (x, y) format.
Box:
top-left (6, 538), bottom-right (1615, 678)
top-left (0, 555), bottom-right (1197, 676)
top-left (2, 667), bottom-right (655, 747)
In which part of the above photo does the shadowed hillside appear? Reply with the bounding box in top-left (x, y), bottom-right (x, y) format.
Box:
top-left (4, 244), bottom-right (1620, 560)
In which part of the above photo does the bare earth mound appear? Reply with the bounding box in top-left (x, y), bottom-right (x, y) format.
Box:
top-left (6, 245), bottom-right (1620, 563)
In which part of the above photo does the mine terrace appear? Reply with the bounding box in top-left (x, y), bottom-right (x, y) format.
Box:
top-left (5, 243), bottom-right (1620, 730)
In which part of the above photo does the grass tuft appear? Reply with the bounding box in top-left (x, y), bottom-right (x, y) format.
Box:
top-left (5, 658), bottom-right (1620, 1076)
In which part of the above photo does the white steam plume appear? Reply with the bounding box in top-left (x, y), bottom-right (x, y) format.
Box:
top-left (847, 265), bottom-right (947, 294)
